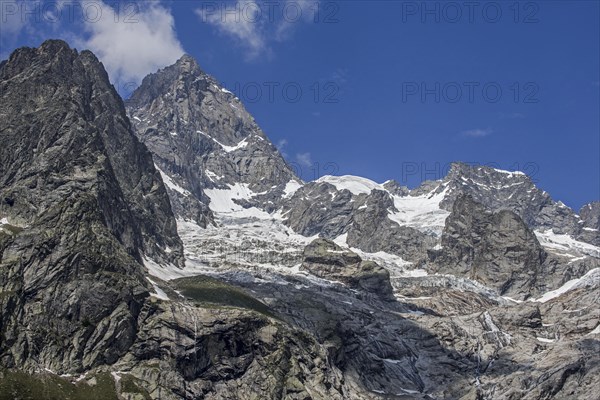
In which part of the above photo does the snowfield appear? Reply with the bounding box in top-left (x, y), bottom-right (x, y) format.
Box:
top-left (535, 229), bottom-right (600, 258)
top-left (317, 175), bottom-right (384, 195)
top-left (533, 268), bottom-right (599, 303)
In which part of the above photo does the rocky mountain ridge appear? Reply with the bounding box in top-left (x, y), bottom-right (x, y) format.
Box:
top-left (125, 55), bottom-right (299, 228)
top-left (1, 41), bottom-right (598, 399)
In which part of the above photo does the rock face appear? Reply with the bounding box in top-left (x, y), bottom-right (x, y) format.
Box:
top-left (345, 190), bottom-right (434, 262)
top-left (217, 264), bottom-right (600, 400)
top-left (302, 239), bottom-right (394, 299)
top-left (580, 201), bottom-right (600, 230)
top-left (123, 55), bottom-right (598, 267)
top-left (281, 183), bottom-right (434, 263)
top-left (125, 55), bottom-right (299, 227)
top-left (435, 163), bottom-right (597, 245)
top-left (431, 194), bottom-right (547, 299)
top-left (0, 40), bottom-right (183, 372)
top-left (116, 300), bottom-right (352, 400)
top-left (0, 40), bottom-right (183, 268)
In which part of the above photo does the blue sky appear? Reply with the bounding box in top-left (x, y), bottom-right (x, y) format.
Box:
top-left (1, 0), bottom-right (598, 210)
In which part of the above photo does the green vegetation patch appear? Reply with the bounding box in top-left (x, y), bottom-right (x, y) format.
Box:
top-left (0, 224), bottom-right (24, 236)
top-left (119, 374), bottom-right (152, 399)
top-left (172, 275), bottom-right (273, 317)
top-left (0, 370), bottom-right (118, 400)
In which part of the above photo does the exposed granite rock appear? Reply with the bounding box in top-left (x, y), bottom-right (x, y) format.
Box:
top-left (382, 180), bottom-right (410, 196)
top-left (281, 182), bottom-right (354, 238)
top-left (431, 194), bottom-right (546, 299)
top-left (302, 239), bottom-right (394, 300)
top-left (217, 265), bottom-right (600, 400)
top-left (0, 40), bottom-right (183, 373)
top-left (580, 201), bottom-right (600, 230)
top-left (125, 54), bottom-right (299, 227)
top-left (345, 190), bottom-right (434, 262)
top-left (116, 301), bottom-right (352, 400)
top-left (2, 40), bottom-right (599, 400)
top-left (282, 185), bottom-right (432, 262)
top-left (0, 40), bottom-right (183, 268)
top-left (434, 163), bottom-right (598, 245)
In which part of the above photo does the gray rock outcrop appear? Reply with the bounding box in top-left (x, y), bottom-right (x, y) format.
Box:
top-left (580, 201), bottom-right (600, 230)
top-left (0, 39), bottom-right (183, 373)
top-left (430, 194), bottom-right (546, 299)
top-left (302, 238), bottom-right (394, 299)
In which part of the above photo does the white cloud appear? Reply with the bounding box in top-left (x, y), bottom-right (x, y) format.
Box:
top-left (276, 139), bottom-right (288, 157)
top-left (196, 0), bottom-right (319, 60)
top-left (79, 0), bottom-right (184, 85)
top-left (274, 0), bottom-right (318, 41)
top-left (461, 128), bottom-right (493, 138)
top-left (196, 0), bottom-right (267, 60)
top-left (0, 2), bottom-right (28, 36)
top-left (1, 1), bottom-right (184, 84)
top-left (0, 0), bottom-right (39, 59)
top-left (295, 152), bottom-right (312, 167)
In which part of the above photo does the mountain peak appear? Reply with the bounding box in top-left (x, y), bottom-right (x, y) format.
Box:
top-left (125, 53), bottom-right (298, 227)
top-left (39, 39), bottom-right (74, 54)
top-left (175, 53), bottom-right (202, 74)
top-left (448, 161), bottom-right (528, 181)
top-left (2, 39), bottom-right (78, 77)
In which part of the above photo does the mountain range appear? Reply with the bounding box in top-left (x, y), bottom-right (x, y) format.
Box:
top-left (0, 40), bottom-right (598, 399)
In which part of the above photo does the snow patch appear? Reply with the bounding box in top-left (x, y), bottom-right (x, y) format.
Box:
top-left (533, 268), bottom-right (599, 303)
top-left (204, 183), bottom-right (271, 219)
top-left (388, 186), bottom-right (450, 235)
top-left (333, 233), bottom-right (348, 246)
top-left (147, 278), bottom-right (170, 301)
top-left (588, 325), bottom-right (600, 335)
top-left (111, 371), bottom-right (122, 383)
top-left (502, 296), bottom-right (523, 304)
top-left (213, 137), bottom-right (249, 153)
top-left (155, 165), bottom-right (191, 197)
top-left (398, 388), bottom-right (421, 395)
top-left (143, 255), bottom-right (209, 282)
top-left (536, 337), bottom-right (555, 343)
top-left (283, 179), bottom-right (303, 198)
top-left (492, 168), bottom-right (526, 177)
top-left (204, 169), bottom-right (223, 182)
top-left (383, 358), bottom-right (402, 364)
top-left (535, 229), bottom-right (600, 258)
top-left (401, 269), bottom-right (429, 277)
top-left (317, 175), bottom-right (382, 195)
top-left (483, 311), bottom-right (499, 332)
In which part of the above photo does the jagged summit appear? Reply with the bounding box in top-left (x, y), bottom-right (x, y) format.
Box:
top-left (125, 53), bottom-right (298, 227)
top-left (17, 38), bottom-right (73, 55)
top-left (175, 53), bottom-right (202, 71)
top-left (0, 39), bottom-right (183, 267)
top-left (2, 40), bottom-right (600, 400)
